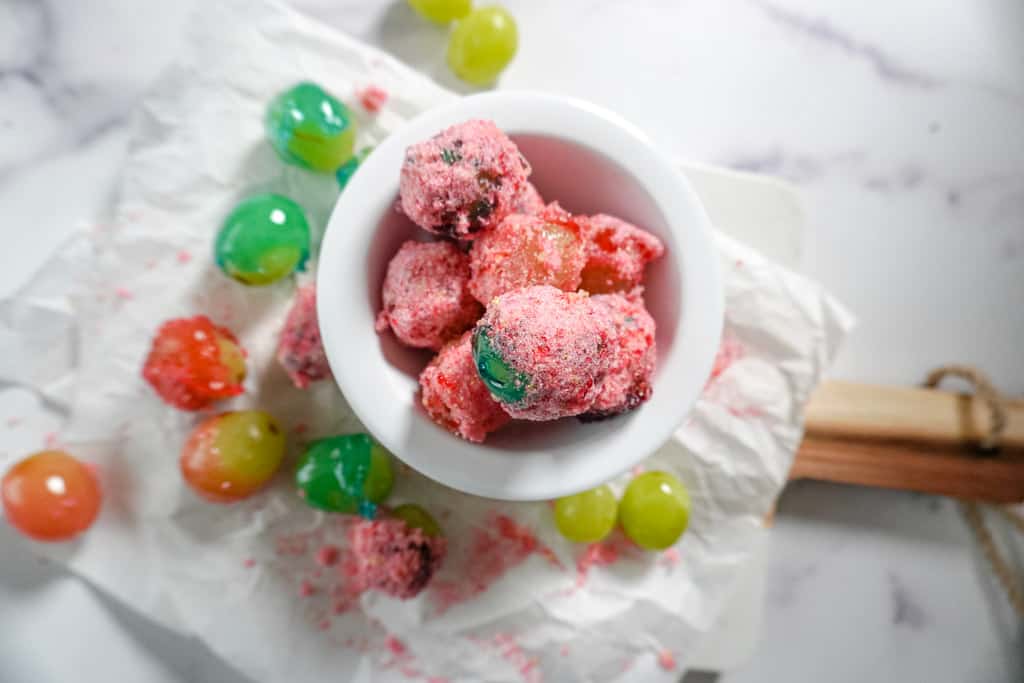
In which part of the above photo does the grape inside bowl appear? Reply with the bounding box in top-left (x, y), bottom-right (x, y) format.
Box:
top-left (317, 91), bottom-right (722, 501)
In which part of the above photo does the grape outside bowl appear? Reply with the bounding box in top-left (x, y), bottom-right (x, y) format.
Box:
top-left (318, 91), bottom-right (723, 501)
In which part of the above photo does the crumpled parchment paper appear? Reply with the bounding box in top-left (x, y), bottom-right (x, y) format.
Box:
top-left (0, 1), bottom-right (854, 681)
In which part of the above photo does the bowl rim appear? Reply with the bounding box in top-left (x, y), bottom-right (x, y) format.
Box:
top-left (317, 90), bottom-right (723, 501)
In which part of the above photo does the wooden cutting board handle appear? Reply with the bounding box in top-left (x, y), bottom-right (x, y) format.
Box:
top-left (793, 381), bottom-right (1024, 503)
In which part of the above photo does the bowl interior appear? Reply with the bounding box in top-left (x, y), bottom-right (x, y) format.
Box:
top-left (365, 133), bottom-right (680, 450)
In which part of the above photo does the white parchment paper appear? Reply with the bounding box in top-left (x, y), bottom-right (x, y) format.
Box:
top-left (0, 1), bottom-right (853, 680)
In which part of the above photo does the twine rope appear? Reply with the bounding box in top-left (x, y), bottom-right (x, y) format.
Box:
top-left (925, 365), bottom-right (1023, 617)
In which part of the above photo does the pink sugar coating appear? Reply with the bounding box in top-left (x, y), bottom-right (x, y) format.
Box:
top-left (429, 514), bottom-right (561, 614)
top-left (579, 213), bottom-right (665, 294)
top-left (468, 204), bottom-right (587, 305)
top-left (276, 285), bottom-right (331, 389)
top-left (376, 240), bottom-right (483, 350)
top-left (583, 292), bottom-right (656, 419)
top-left (477, 285), bottom-right (616, 420)
top-left (346, 517), bottom-right (447, 600)
top-left (419, 331), bottom-right (511, 443)
top-left (658, 650), bottom-right (677, 671)
top-left (513, 181), bottom-right (545, 215)
top-left (399, 119), bottom-right (530, 240)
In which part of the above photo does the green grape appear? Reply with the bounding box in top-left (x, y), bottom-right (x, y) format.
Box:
top-left (294, 434), bottom-right (394, 517)
top-left (554, 484), bottom-right (618, 543)
top-left (619, 471), bottom-right (690, 550)
top-left (392, 503), bottom-right (443, 537)
top-left (180, 411), bottom-right (286, 503)
top-left (215, 194), bottom-right (310, 286)
top-left (409, 0), bottom-right (471, 24)
top-left (446, 6), bottom-right (518, 86)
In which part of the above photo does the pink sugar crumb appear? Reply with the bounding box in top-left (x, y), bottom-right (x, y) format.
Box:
top-left (318, 618), bottom-right (332, 631)
top-left (427, 678), bottom-right (450, 683)
top-left (277, 285), bottom-right (331, 389)
top-left (176, 250), bottom-right (192, 264)
top-left (631, 464), bottom-right (645, 476)
top-left (658, 650), bottom-right (676, 671)
top-left (43, 432), bottom-right (59, 449)
top-left (660, 547), bottom-right (681, 568)
top-left (6, 417), bottom-right (21, 427)
top-left (358, 85), bottom-right (388, 112)
top-left (242, 558), bottom-right (256, 569)
top-left (385, 636), bottom-right (406, 656)
top-left (114, 287), bottom-right (134, 300)
top-left (299, 580), bottom-right (316, 597)
top-left (708, 335), bottom-right (743, 385)
top-left (316, 545), bottom-right (341, 567)
top-left (430, 513), bottom-right (561, 614)
top-left (419, 331), bottom-right (510, 443)
top-left (559, 645), bottom-right (570, 657)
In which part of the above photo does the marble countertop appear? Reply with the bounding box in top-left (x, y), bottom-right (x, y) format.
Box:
top-left (1, 0), bottom-right (1021, 681)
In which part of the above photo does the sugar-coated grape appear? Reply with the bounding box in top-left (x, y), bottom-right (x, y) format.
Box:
top-left (266, 82), bottom-right (356, 172)
top-left (180, 411), bottom-right (286, 503)
top-left (142, 315), bottom-right (246, 411)
top-left (391, 503), bottom-right (443, 537)
top-left (408, 0), bottom-right (471, 24)
top-left (468, 207), bottom-right (586, 304)
top-left (215, 194), bottom-right (310, 286)
top-left (294, 434), bottom-right (394, 517)
top-left (446, 6), bottom-right (518, 86)
top-left (1, 451), bottom-right (101, 542)
top-left (619, 471), bottom-right (690, 550)
top-left (554, 484), bottom-right (617, 543)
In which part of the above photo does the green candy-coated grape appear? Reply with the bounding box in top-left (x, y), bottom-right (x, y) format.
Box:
top-left (408, 0), bottom-right (471, 23)
top-left (335, 146), bottom-right (374, 191)
top-left (391, 503), bottom-right (443, 537)
top-left (294, 434), bottom-right (394, 517)
top-left (446, 6), bottom-right (518, 86)
top-left (619, 471), bottom-right (691, 550)
top-left (554, 485), bottom-right (618, 543)
top-left (215, 194), bottom-right (310, 286)
top-left (266, 82), bottom-right (356, 172)
top-left (472, 326), bottom-right (529, 405)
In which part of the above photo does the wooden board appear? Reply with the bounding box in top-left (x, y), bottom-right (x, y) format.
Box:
top-left (793, 381), bottom-right (1024, 503)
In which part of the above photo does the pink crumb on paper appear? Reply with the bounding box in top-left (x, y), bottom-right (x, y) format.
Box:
top-left (358, 85), bottom-right (388, 112)
top-left (385, 636), bottom-right (407, 656)
top-left (559, 645), bottom-right (570, 657)
top-left (427, 678), bottom-right (450, 683)
top-left (299, 580), bottom-right (316, 597)
top-left (242, 558), bottom-right (256, 569)
top-left (660, 547), bottom-right (681, 568)
top-left (491, 633), bottom-right (541, 683)
top-left (114, 287), bottom-right (133, 300)
top-left (318, 618), bottom-right (332, 631)
top-left (707, 335), bottom-right (743, 385)
top-left (43, 432), bottom-right (59, 449)
top-left (575, 541), bottom-right (620, 587)
top-left (658, 650), bottom-right (676, 671)
top-left (631, 464), bottom-right (645, 476)
top-left (316, 545), bottom-right (341, 567)
top-left (6, 417), bottom-right (21, 427)
top-left (430, 514), bottom-right (562, 614)
top-left (176, 250), bottom-right (192, 264)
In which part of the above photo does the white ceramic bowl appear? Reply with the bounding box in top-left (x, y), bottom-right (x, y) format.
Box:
top-left (318, 91), bottom-right (722, 501)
